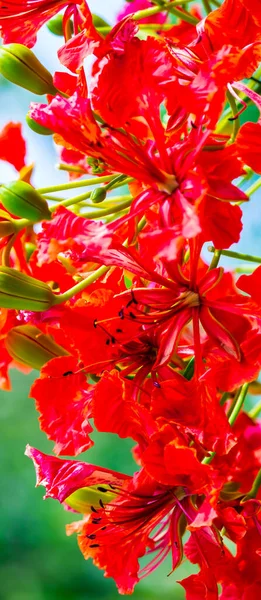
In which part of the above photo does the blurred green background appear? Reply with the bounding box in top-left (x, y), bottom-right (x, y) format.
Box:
top-left (1, 1), bottom-right (261, 598)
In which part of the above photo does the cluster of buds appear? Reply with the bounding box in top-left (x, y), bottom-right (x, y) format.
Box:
top-left (0, 1), bottom-right (261, 599)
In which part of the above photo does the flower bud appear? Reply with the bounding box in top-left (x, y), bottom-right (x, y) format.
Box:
top-left (0, 44), bottom-right (57, 95)
top-left (0, 267), bottom-right (55, 311)
top-left (90, 187), bottom-right (107, 204)
top-left (92, 14), bottom-right (110, 28)
top-left (0, 181), bottom-right (52, 222)
top-left (26, 114), bottom-right (53, 136)
top-left (47, 15), bottom-right (73, 36)
top-left (5, 324), bottom-right (69, 370)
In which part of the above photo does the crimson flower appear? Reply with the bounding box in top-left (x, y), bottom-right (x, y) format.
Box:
top-left (0, 0), bottom-right (82, 47)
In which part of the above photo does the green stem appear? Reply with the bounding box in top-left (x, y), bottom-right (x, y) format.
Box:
top-left (228, 383), bottom-right (249, 426)
top-left (244, 468), bottom-right (261, 499)
top-left (208, 248), bottom-right (221, 269)
top-left (49, 179), bottom-right (132, 213)
top-left (167, 6), bottom-right (199, 24)
top-left (52, 265), bottom-right (110, 305)
top-left (208, 246), bottom-right (261, 264)
top-left (49, 190), bottom-right (93, 213)
top-left (226, 387), bottom-right (241, 420)
top-left (133, 0), bottom-right (198, 23)
top-left (2, 232), bottom-right (17, 266)
top-left (202, 0), bottom-right (212, 14)
top-left (220, 391), bottom-right (230, 406)
top-left (43, 194), bottom-right (65, 202)
top-left (57, 163), bottom-right (87, 174)
top-left (227, 90), bottom-right (240, 143)
top-left (203, 384), bottom-right (249, 465)
top-left (245, 177), bottom-right (261, 197)
top-left (37, 174), bottom-right (116, 195)
top-left (52, 215), bottom-right (147, 306)
top-left (235, 265), bottom-right (258, 273)
top-left (80, 197), bottom-right (132, 218)
top-left (249, 400), bottom-right (261, 420)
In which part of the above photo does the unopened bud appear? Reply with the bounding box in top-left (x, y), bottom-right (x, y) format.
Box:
top-left (26, 114), bottom-right (53, 136)
top-left (0, 181), bottom-right (51, 222)
top-left (5, 324), bottom-right (69, 370)
top-left (0, 44), bottom-right (57, 95)
top-left (92, 14), bottom-right (110, 28)
top-left (0, 267), bottom-right (55, 311)
top-left (47, 15), bottom-right (73, 36)
top-left (90, 187), bottom-right (107, 204)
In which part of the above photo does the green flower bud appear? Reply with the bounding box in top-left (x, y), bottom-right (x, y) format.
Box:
top-left (0, 180), bottom-right (52, 222)
top-left (26, 114), bottom-right (53, 136)
top-left (90, 187), bottom-right (107, 204)
top-left (5, 324), bottom-right (69, 370)
top-left (0, 267), bottom-right (55, 311)
top-left (92, 14), bottom-right (110, 28)
top-left (47, 15), bottom-right (73, 36)
top-left (0, 44), bottom-right (57, 95)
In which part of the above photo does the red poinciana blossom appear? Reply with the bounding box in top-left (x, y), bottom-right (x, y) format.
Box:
top-left (0, 0), bottom-right (82, 47)
top-left (90, 242), bottom-right (260, 373)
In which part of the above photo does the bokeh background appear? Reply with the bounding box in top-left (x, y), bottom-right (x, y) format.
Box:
top-left (0, 1), bottom-right (261, 598)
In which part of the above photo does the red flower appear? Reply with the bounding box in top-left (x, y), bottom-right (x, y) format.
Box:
top-left (0, 0), bottom-right (81, 47)
top-left (26, 445), bottom-right (223, 595)
top-left (30, 355), bottom-right (94, 456)
top-left (100, 245), bottom-right (259, 371)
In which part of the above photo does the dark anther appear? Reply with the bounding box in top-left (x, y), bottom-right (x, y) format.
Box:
top-left (129, 311), bottom-right (136, 319)
top-left (111, 336), bottom-right (116, 344)
top-left (99, 499), bottom-right (105, 509)
top-left (101, 526), bottom-right (107, 530)
top-left (90, 505), bottom-right (98, 513)
top-left (153, 381), bottom-right (161, 388)
top-left (93, 319), bottom-right (98, 328)
top-left (87, 534), bottom-right (96, 540)
top-left (119, 309), bottom-right (124, 319)
top-left (190, 121), bottom-right (197, 129)
top-left (97, 487), bottom-right (108, 493)
top-left (89, 544), bottom-right (100, 548)
top-left (63, 371), bottom-right (74, 377)
top-left (109, 483), bottom-right (116, 490)
top-left (116, 328), bottom-right (123, 333)
top-left (126, 290), bottom-right (138, 308)
top-left (228, 115), bottom-right (239, 122)
top-left (105, 339), bottom-right (110, 345)
top-left (92, 517), bottom-right (102, 524)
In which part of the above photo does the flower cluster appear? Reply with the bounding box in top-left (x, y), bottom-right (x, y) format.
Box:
top-left (1, 0), bottom-right (261, 597)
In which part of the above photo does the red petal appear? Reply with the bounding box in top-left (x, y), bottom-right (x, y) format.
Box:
top-left (30, 356), bottom-right (94, 456)
top-left (0, 122), bottom-right (26, 171)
